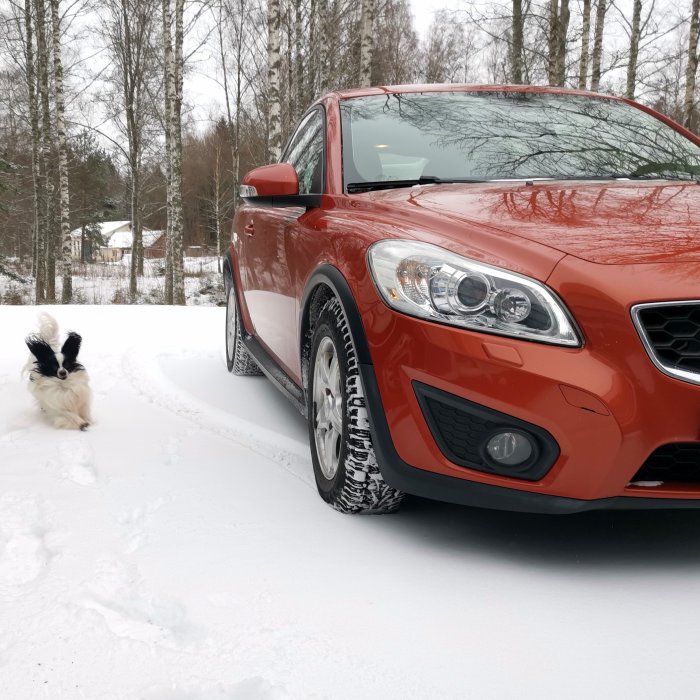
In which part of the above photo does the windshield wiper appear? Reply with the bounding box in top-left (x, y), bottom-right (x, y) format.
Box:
top-left (346, 175), bottom-right (487, 193)
top-left (629, 162), bottom-right (700, 179)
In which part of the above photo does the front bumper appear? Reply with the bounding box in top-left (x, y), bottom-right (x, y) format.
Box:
top-left (360, 256), bottom-right (700, 512)
top-left (361, 364), bottom-right (700, 513)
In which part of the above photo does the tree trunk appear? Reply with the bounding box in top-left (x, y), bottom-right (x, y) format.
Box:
top-left (318, 0), bottom-right (329, 93)
top-left (34, 0), bottom-right (54, 302)
top-left (120, 0), bottom-right (142, 302)
top-left (24, 0), bottom-right (43, 296)
top-left (684, 0), bottom-right (700, 128)
top-left (49, 0), bottom-right (72, 303)
top-left (309, 0), bottom-right (318, 96)
top-left (590, 0), bottom-right (607, 91)
top-left (625, 0), bottom-right (642, 99)
top-left (359, 0), bottom-right (374, 87)
top-left (512, 0), bottom-right (524, 84)
top-left (547, 0), bottom-right (558, 85)
top-left (578, 0), bottom-right (591, 89)
top-left (294, 0), bottom-right (303, 118)
top-left (128, 157), bottom-right (141, 302)
top-left (214, 145), bottom-right (222, 273)
top-left (163, 0), bottom-right (185, 305)
top-left (172, 0), bottom-right (185, 305)
top-left (285, 6), bottom-right (294, 134)
top-left (555, 0), bottom-right (570, 86)
top-left (234, 2), bottom-right (243, 208)
top-left (267, 0), bottom-right (282, 161)
top-left (163, 0), bottom-right (174, 303)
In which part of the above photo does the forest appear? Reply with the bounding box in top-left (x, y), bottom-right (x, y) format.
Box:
top-left (0, 0), bottom-right (699, 304)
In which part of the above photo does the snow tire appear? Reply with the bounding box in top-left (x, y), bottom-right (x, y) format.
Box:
top-left (225, 279), bottom-right (263, 376)
top-left (308, 297), bottom-right (404, 514)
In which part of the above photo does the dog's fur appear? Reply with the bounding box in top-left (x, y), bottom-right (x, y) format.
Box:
top-left (24, 313), bottom-right (92, 430)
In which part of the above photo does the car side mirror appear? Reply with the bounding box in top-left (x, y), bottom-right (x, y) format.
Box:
top-left (240, 163), bottom-right (322, 209)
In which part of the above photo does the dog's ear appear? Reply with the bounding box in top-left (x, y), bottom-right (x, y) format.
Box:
top-left (61, 332), bottom-right (82, 361)
top-left (25, 334), bottom-right (56, 363)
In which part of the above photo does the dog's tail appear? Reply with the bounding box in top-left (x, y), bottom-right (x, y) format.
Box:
top-left (37, 312), bottom-right (60, 349)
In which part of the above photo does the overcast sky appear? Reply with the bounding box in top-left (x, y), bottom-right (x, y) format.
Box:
top-left (409, 0), bottom-right (466, 36)
top-left (187, 0), bottom-right (467, 130)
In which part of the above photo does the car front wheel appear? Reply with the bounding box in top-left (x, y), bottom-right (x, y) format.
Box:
top-left (308, 297), bottom-right (404, 514)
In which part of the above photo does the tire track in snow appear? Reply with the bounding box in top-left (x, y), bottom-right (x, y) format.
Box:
top-left (122, 349), bottom-right (313, 487)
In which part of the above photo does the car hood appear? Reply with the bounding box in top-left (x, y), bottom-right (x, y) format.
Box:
top-left (368, 180), bottom-right (700, 265)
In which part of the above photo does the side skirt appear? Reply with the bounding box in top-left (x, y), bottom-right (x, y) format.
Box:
top-left (240, 332), bottom-right (307, 418)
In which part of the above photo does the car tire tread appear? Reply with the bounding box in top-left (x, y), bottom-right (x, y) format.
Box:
top-left (226, 281), bottom-right (263, 376)
top-left (309, 297), bottom-right (404, 514)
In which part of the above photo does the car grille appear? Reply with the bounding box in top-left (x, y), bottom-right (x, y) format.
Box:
top-left (633, 301), bottom-right (700, 384)
top-left (633, 443), bottom-right (700, 483)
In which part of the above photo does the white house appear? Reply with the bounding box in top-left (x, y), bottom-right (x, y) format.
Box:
top-left (70, 221), bottom-right (131, 262)
top-left (71, 222), bottom-right (165, 262)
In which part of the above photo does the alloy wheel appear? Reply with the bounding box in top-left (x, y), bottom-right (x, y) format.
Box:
top-left (312, 336), bottom-right (344, 480)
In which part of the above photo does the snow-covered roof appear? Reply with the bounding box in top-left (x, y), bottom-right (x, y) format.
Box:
top-left (69, 220), bottom-right (164, 248)
top-left (108, 229), bottom-right (163, 249)
top-left (69, 221), bottom-right (131, 239)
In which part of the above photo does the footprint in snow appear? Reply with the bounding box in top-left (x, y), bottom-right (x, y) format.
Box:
top-left (48, 437), bottom-right (97, 486)
top-left (0, 494), bottom-right (51, 601)
top-left (117, 496), bottom-right (170, 553)
top-left (82, 557), bottom-right (200, 650)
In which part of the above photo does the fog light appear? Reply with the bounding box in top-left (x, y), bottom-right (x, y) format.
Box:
top-left (485, 430), bottom-right (534, 466)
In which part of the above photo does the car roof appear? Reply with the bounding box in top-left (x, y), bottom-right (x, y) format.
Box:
top-left (330, 84), bottom-right (622, 102)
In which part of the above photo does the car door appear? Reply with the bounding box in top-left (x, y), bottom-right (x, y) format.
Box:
top-left (241, 108), bottom-right (326, 380)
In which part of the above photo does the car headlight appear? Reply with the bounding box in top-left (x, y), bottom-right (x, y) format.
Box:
top-left (367, 240), bottom-right (582, 347)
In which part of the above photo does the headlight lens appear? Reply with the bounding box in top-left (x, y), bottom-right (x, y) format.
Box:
top-left (368, 240), bottom-right (582, 346)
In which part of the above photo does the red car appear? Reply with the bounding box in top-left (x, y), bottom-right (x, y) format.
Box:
top-left (224, 84), bottom-right (700, 514)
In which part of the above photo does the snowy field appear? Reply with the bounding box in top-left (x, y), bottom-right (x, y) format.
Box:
top-left (0, 256), bottom-right (224, 306)
top-left (3, 305), bottom-right (700, 699)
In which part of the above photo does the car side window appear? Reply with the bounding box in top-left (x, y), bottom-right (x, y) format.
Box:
top-left (282, 109), bottom-right (325, 195)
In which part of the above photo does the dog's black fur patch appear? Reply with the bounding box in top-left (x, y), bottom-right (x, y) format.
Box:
top-left (25, 335), bottom-right (60, 377)
top-left (60, 332), bottom-right (84, 372)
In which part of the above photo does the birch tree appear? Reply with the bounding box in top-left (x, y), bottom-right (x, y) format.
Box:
top-left (49, 0), bottom-right (72, 302)
top-left (23, 0), bottom-right (43, 290)
top-left (548, 0), bottom-right (570, 86)
top-left (359, 0), bottom-right (374, 87)
top-left (578, 0), bottom-right (591, 88)
top-left (163, 0), bottom-right (186, 305)
top-left (625, 0), bottom-right (643, 99)
top-left (267, 0), bottom-right (282, 161)
top-left (590, 0), bottom-right (607, 90)
top-left (685, 0), bottom-right (700, 128)
top-left (512, 0), bottom-right (524, 84)
top-left (31, 0), bottom-right (55, 301)
top-left (294, 0), bottom-right (303, 119)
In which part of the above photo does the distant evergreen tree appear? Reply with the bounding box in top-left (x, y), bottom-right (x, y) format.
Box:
top-left (0, 155), bottom-right (11, 206)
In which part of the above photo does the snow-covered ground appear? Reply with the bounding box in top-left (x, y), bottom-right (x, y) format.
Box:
top-left (0, 256), bottom-right (224, 306)
top-left (2, 305), bottom-right (700, 699)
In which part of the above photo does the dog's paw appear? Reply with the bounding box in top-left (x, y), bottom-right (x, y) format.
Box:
top-left (80, 422), bottom-right (89, 431)
top-left (53, 415), bottom-right (87, 431)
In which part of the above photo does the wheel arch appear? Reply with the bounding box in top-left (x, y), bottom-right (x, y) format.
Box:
top-left (300, 266), bottom-right (373, 387)
top-left (222, 251), bottom-right (233, 288)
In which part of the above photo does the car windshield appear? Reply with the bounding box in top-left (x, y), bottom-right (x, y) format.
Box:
top-left (340, 91), bottom-right (700, 187)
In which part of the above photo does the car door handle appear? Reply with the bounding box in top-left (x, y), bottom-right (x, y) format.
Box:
top-left (244, 221), bottom-right (255, 236)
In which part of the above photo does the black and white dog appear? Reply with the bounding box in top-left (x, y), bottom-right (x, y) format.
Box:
top-left (24, 313), bottom-right (92, 430)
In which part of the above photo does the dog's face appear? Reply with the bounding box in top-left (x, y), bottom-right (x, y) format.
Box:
top-left (26, 332), bottom-right (84, 381)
